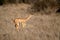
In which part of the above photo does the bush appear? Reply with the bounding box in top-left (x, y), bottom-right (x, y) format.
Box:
top-left (8, 0), bottom-right (16, 4)
top-left (0, 0), bottom-right (4, 5)
top-left (29, 0), bottom-right (59, 14)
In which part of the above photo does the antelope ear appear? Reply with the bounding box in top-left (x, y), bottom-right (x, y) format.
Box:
top-left (13, 20), bottom-right (15, 23)
top-left (30, 14), bottom-right (34, 17)
top-left (11, 18), bottom-right (15, 23)
top-left (30, 14), bottom-right (33, 16)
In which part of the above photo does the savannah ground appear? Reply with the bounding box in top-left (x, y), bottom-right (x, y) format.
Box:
top-left (0, 4), bottom-right (60, 40)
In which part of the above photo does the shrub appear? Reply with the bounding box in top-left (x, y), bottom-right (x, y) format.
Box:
top-left (30, 0), bottom-right (58, 13)
top-left (0, 0), bottom-right (4, 5)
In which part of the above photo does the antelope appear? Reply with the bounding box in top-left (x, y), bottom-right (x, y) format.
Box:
top-left (14, 15), bottom-right (33, 31)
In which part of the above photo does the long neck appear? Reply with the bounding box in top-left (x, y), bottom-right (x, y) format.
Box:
top-left (25, 15), bottom-right (32, 21)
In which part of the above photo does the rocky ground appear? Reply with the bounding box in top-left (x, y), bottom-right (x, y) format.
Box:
top-left (0, 4), bottom-right (60, 40)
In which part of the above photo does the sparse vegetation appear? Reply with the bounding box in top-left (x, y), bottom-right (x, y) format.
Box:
top-left (30, 0), bottom-right (58, 13)
top-left (0, 0), bottom-right (60, 40)
top-left (0, 0), bottom-right (60, 15)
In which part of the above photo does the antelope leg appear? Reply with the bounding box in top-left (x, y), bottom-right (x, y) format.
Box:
top-left (15, 23), bottom-right (19, 31)
top-left (22, 22), bottom-right (26, 28)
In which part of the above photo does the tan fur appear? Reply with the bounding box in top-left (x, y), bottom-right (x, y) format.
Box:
top-left (14, 15), bottom-right (32, 31)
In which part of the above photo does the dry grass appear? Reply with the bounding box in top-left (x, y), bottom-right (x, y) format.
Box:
top-left (0, 4), bottom-right (60, 40)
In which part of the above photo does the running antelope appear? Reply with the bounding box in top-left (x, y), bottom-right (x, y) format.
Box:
top-left (14, 15), bottom-right (32, 31)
